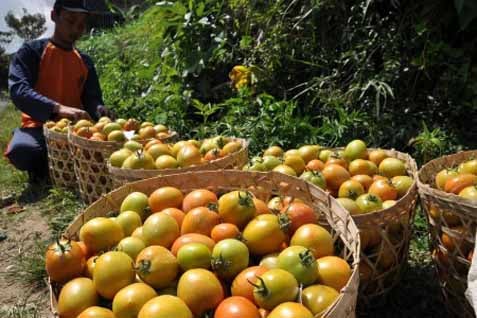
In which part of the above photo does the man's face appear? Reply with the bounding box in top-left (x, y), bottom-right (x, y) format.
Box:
top-left (52, 9), bottom-right (87, 45)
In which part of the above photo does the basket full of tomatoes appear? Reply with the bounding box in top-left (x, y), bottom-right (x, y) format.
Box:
top-left (46, 170), bottom-right (360, 318)
top-left (417, 150), bottom-right (477, 317)
top-left (68, 117), bottom-right (177, 204)
top-left (107, 136), bottom-right (249, 187)
top-left (245, 141), bottom-right (418, 303)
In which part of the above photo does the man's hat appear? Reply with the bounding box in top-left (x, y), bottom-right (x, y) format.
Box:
top-left (54, 0), bottom-right (90, 13)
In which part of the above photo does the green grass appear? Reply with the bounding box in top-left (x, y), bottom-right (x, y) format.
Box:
top-left (0, 302), bottom-right (41, 318)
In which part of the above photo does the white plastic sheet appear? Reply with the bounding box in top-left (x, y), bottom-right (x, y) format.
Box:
top-left (466, 230), bottom-right (477, 315)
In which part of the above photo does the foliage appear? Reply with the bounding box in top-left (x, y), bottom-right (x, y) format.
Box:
top-left (0, 32), bottom-right (12, 90)
top-left (80, 0), bottom-right (477, 162)
top-left (4, 8), bottom-right (46, 41)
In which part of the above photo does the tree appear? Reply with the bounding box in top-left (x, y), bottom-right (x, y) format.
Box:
top-left (5, 8), bottom-right (46, 41)
top-left (0, 31), bottom-right (13, 90)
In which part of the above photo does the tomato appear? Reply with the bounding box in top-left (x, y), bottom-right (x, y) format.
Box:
top-left (284, 155), bottom-right (306, 175)
top-left (177, 144), bottom-right (202, 167)
top-left (336, 198), bottom-right (362, 215)
top-left (79, 217), bottom-right (124, 254)
top-left (322, 164), bottom-right (351, 191)
top-left (120, 192), bottom-right (150, 220)
top-left (253, 198), bottom-right (271, 216)
top-left (302, 284), bottom-right (339, 316)
top-left (177, 269), bottom-right (225, 316)
top-left (45, 239), bottom-right (85, 283)
top-left (222, 141), bottom-right (243, 155)
top-left (428, 206), bottom-right (461, 226)
top-left (297, 145), bottom-right (319, 163)
top-left (264, 146), bottom-right (284, 157)
top-left (368, 149), bottom-right (388, 166)
top-left (112, 283), bottom-right (157, 318)
top-left (212, 238), bottom-right (250, 279)
top-left (110, 149), bottom-right (133, 168)
top-left (444, 174), bottom-right (477, 194)
top-left (161, 207), bottom-right (185, 227)
top-left (77, 307), bottom-right (114, 318)
top-left (325, 156), bottom-right (348, 169)
top-left (306, 159), bottom-right (325, 172)
top-left (273, 164), bottom-right (297, 176)
top-left (458, 159), bottom-right (477, 175)
top-left (182, 189), bottom-right (218, 212)
top-left (252, 269), bottom-right (299, 311)
top-left (355, 193), bottom-right (383, 213)
top-left (300, 171), bottom-right (327, 189)
top-left (268, 302), bottom-right (313, 318)
top-left (263, 155), bottom-right (283, 170)
top-left (360, 228), bottom-right (382, 250)
top-left (378, 158), bottom-right (406, 178)
top-left (281, 202), bottom-right (318, 234)
top-left (218, 191), bottom-right (256, 229)
top-left (155, 155), bottom-right (179, 169)
top-left (181, 206), bottom-right (220, 236)
top-left (338, 180), bottom-right (365, 200)
top-left (260, 253), bottom-right (280, 269)
top-left (214, 296), bottom-right (260, 318)
top-left (441, 226), bottom-right (470, 253)
top-left (391, 176), bottom-right (414, 198)
top-left (351, 174), bottom-right (374, 191)
top-left (171, 233), bottom-right (216, 256)
top-left (277, 246), bottom-right (318, 286)
top-left (132, 226), bottom-right (146, 242)
top-left (348, 159), bottom-right (377, 176)
top-left (142, 212), bottom-right (179, 248)
top-left (136, 246), bottom-right (178, 288)
top-left (382, 200), bottom-right (397, 209)
top-left (144, 138), bottom-right (162, 150)
top-left (147, 143), bottom-right (172, 160)
top-left (243, 214), bottom-right (287, 255)
top-left (57, 278), bottom-right (98, 318)
top-left (148, 186), bottom-right (184, 213)
top-left (117, 237), bottom-right (146, 261)
top-left (138, 295), bottom-right (193, 318)
top-left (93, 251), bottom-right (135, 300)
top-left (177, 243), bottom-right (212, 271)
top-left (84, 256), bottom-right (97, 279)
top-left (368, 179), bottom-right (398, 201)
top-left (435, 169), bottom-right (459, 190)
top-left (211, 223), bottom-right (241, 242)
top-left (231, 266), bottom-right (269, 303)
top-left (290, 224), bottom-right (334, 259)
top-left (204, 148), bottom-right (222, 161)
top-left (316, 256), bottom-right (351, 291)
top-left (116, 211), bottom-right (142, 236)
top-left (284, 149), bottom-right (300, 158)
top-left (343, 139), bottom-right (367, 162)
top-left (459, 186), bottom-right (477, 200)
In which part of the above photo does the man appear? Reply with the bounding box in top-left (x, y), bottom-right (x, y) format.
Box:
top-left (5, 0), bottom-right (113, 184)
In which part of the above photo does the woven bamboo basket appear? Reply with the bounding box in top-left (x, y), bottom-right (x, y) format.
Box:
top-left (49, 170), bottom-right (361, 318)
top-left (417, 150), bottom-right (477, 317)
top-left (43, 126), bottom-right (77, 189)
top-left (323, 148), bottom-right (418, 303)
top-left (108, 138), bottom-right (249, 187)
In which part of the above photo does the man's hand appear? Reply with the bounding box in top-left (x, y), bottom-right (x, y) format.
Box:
top-left (96, 105), bottom-right (116, 120)
top-left (54, 104), bottom-right (91, 121)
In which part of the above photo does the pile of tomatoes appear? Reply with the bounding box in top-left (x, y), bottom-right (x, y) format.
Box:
top-left (245, 140), bottom-right (414, 215)
top-left (429, 159), bottom-right (477, 268)
top-left (46, 186), bottom-right (353, 318)
top-left (109, 136), bottom-right (243, 170)
top-left (45, 117), bottom-right (173, 142)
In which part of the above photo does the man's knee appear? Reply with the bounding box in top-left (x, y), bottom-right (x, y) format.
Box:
top-left (6, 140), bottom-right (46, 171)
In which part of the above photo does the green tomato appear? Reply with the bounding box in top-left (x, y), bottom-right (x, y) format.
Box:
top-left (277, 246), bottom-right (318, 286)
top-left (177, 243), bottom-right (212, 271)
top-left (253, 269), bottom-right (299, 311)
top-left (262, 155), bottom-right (282, 171)
top-left (300, 171), bottom-right (327, 189)
top-left (211, 239), bottom-right (249, 279)
top-left (343, 139), bottom-right (367, 162)
top-left (356, 193), bottom-right (383, 213)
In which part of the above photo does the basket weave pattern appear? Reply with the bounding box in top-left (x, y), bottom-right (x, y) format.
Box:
top-left (417, 150), bottom-right (477, 317)
top-left (43, 126), bottom-right (77, 189)
top-left (108, 138), bottom-right (249, 187)
top-left (50, 170), bottom-right (361, 318)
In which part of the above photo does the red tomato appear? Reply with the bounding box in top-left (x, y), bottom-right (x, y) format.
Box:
top-left (211, 223), bottom-right (241, 242)
top-left (214, 297), bottom-right (260, 318)
top-left (281, 202), bottom-right (318, 234)
top-left (181, 207), bottom-right (220, 236)
top-left (231, 266), bottom-right (269, 304)
top-left (46, 239), bottom-right (86, 283)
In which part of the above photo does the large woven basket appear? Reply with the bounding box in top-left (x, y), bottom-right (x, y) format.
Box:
top-left (324, 148), bottom-right (418, 303)
top-left (43, 126), bottom-right (77, 189)
top-left (49, 170), bottom-right (361, 318)
top-left (417, 150), bottom-right (477, 317)
top-left (108, 138), bottom-right (249, 187)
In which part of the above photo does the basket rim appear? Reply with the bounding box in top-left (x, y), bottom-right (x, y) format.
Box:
top-left (51, 170), bottom-right (361, 318)
top-left (417, 150), bottom-right (477, 209)
top-left (107, 137), bottom-right (250, 176)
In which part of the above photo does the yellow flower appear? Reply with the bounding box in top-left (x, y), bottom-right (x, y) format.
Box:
top-left (229, 65), bottom-right (251, 89)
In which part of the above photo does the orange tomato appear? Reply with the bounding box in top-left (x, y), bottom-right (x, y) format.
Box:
top-left (322, 164), bottom-right (351, 191)
top-left (253, 197), bottom-right (271, 216)
top-left (444, 174), bottom-right (477, 194)
top-left (181, 207), bottom-right (220, 236)
top-left (325, 157), bottom-right (348, 169)
top-left (351, 174), bottom-right (374, 191)
top-left (211, 223), bottom-right (241, 242)
top-left (161, 208), bottom-right (186, 228)
top-left (306, 159), bottom-right (325, 171)
top-left (338, 180), bottom-right (365, 200)
top-left (171, 233), bottom-right (216, 256)
top-left (231, 266), bottom-right (269, 304)
top-left (149, 186), bottom-right (184, 213)
top-left (368, 149), bottom-right (388, 166)
top-left (214, 296), bottom-right (260, 318)
top-left (281, 202), bottom-right (318, 234)
top-left (46, 239), bottom-right (86, 283)
top-left (368, 179), bottom-right (398, 201)
top-left (182, 189), bottom-right (218, 212)
top-left (316, 256), bottom-right (351, 291)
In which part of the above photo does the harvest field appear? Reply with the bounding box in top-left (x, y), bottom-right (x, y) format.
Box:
top-left (1, 1), bottom-right (476, 317)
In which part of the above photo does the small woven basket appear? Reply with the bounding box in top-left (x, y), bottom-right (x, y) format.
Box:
top-left (417, 150), bottom-right (477, 317)
top-left (324, 148), bottom-right (418, 303)
top-left (49, 170), bottom-right (361, 318)
top-left (43, 126), bottom-right (77, 189)
top-left (108, 138), bottom-right (249, 187)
